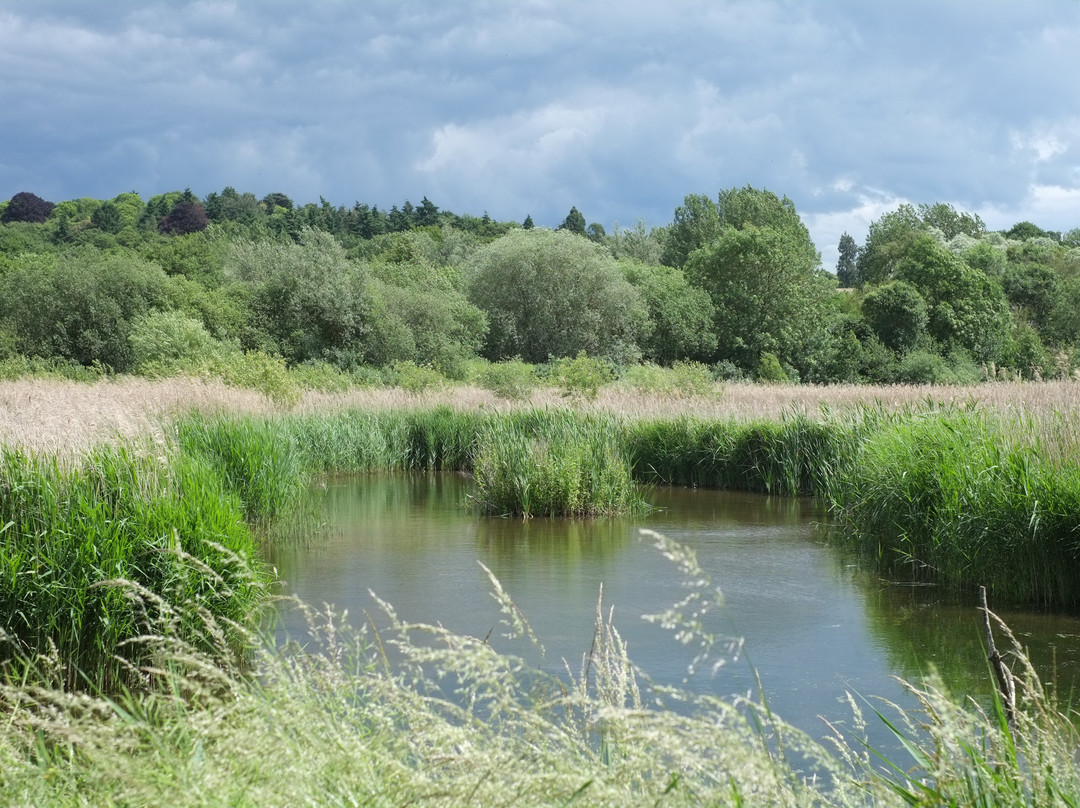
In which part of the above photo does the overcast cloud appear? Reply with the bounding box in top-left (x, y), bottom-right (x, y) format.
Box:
top-left (2, 0), bottom-right (1080, 268)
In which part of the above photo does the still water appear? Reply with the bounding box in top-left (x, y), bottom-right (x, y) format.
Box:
top-left (268, 473), bottom-right (1080, 742)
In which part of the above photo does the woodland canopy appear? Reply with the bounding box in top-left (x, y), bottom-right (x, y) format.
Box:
top-left (3, 185), bottom-right (1078, 385)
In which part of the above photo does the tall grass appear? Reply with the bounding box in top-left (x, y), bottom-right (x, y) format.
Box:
top-left (624, 410), bottom-right (863, 496)
top-left (2, 532), bottom-right (1077, 807)
top-left (171, 403), bottom-right (1080, 604)
top-left (828, 407), bottom-right (1080, 606)
top-left (0, 445), bottom-right (266, 691)
top-left (8, 397), bottom-right (1080, 696)
top-left (470, 410), bottom-right (645, 517)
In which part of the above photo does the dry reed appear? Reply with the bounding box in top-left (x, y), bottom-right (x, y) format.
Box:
top-left (5, 376), bottom-right (1080, 458)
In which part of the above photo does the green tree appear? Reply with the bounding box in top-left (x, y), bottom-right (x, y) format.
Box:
top-left (204, 186), bottom-right (262, 224)
top-left (836, 232), bottom-right (858, 287)
top-left (0, 249), bottom-right (173, 371)
top-left (682, 187), bottom-right (829, 375)
top-left (225, 228), bottom-right (374, 367)
top-left (128, 310), bottom-right (220, 374)
top-left (917, 202), bottom-right (985, 239)
top-left (1002, 262), bottom-right (1059, 333)
top-left (619, 260), bottom-right (717, 364)
top-left (261, 192), bottom-right (294, 212)
top-left (861, 280), bottom-right (929, 354)
top-left (416, 196), bottom-right (440, 228)
top-left (558, 206), bottom-right (587, 237)
top-left (895, 235), bottom-right (1010, 362)
top-left (660, 194), bottom-right (722, 268)
top-left (685, 222), bottom-right (831, 374)
top-left (607, 220), bottom-right (663, 265)
top-left (366, 247), bottom-right (487, 375)
top-left (855, 203), bottom-right (924, 287)
top-left (961, 242), bottom-right (1008, 276)
top-left (90, 201), bottom-right (123, 234)
top-left (522, 214), bottom-right (534, 230)
top-left (467, 229), bottom-right (647, 365)
top-left (1006, 221), bottom-right (1058, 241)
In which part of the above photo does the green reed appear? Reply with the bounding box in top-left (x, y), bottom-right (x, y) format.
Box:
top-left (0, 445), bottom-right (265, 691)
top-left (470, 410), bottom-right (645, 518)
top-left (9, 398), bottom-right (1080, 694)
top-left (828, 408), bottom-right (1080, 606)
top-left (623, 410), bottom-right (863, 496)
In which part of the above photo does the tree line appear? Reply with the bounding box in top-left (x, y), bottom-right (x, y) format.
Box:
top-left (1, 185), bottom-right (1077, 385)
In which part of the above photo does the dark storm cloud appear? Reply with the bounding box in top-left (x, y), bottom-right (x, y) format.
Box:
top-left (2, 1), bottom-right (1079, 267)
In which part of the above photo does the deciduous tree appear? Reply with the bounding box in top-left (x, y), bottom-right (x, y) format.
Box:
top-left (861, 280), bottom-right (928, 353)
top-left (467, 229), bottom-right (647, 364)
top-left (1, 191), bottom-right (55, 224)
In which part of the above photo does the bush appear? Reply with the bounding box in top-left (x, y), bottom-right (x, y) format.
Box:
top-left (287, 360), bottom-right (357, 393)
top-left (129, 310), bottom-right (220, 375)
top-left (756, 352), bottom-right (788, 383)
top-left (390, 360), bottom-right (445, 394)
top-left (621, 361), bottom-right (716, 396)
top-left (894, 349), bottom-right (981, 385)
top-left (474, 358), bottom-right (537, 401)
top-left (212, 349), bottom-right (300, 406)
top-left (551, 352), bottom-right (616, 400)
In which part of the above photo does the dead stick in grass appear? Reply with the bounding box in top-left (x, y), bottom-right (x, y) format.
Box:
top-left (979, 585), bottom-right (1016, 728)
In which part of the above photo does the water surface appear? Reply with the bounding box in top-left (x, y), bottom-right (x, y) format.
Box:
top-left (268, 474), bottom-right (1080, 743)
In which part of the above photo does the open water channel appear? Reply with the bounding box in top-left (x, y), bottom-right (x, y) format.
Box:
top-left (268, 473), bottom-right (1080, 747)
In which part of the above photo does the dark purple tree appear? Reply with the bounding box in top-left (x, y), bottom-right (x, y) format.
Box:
top-left (158, 200), bottom-right (209, 235)
top-left (2, 191), bottom-right (55, 224)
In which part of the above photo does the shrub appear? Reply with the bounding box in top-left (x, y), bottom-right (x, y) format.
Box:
top-left (551, 352), bottom-right (616, 400)
top-left (474, 358), bottom-right (537, 401)
top-left (287, 360), bottom-right (357, 393)
top-left (129, 310), bottom-right (219, 375)
top-left (390, 360), bottom-right (445, 394)
top-left (756, 352), bottom-right (788, 383)
top-left (212, 349), bottom-right (300, 406)
top-left (621, 361), bottom-right (716, 396)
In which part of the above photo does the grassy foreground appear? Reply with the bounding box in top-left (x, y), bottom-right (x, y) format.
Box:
top-left (3, 532), bottom-right (1079, 807)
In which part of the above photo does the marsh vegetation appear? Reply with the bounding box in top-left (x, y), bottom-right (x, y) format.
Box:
top-left (2, 377), bottom-right (1080, 804)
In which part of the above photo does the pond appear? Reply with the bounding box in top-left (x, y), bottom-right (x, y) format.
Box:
top-left (267, 473), bottom-right (1080, 745)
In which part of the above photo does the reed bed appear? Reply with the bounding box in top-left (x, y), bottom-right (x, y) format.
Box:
top-left (4, 376), bottom-right (1080, 457)
top-left (624, 412), bottom-right (865, 497)
top-left (470, 410), bottom-right (645, 517)
top-left (828, 407), bottom-right (1080, 606)
top-left (0, 444), bottom-right (266, 691)
top-left (170, 401), bottom-right (1080, 603)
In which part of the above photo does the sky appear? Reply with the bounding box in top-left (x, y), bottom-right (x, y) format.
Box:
top-left (2, 0), bottom-right (1080, 269)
